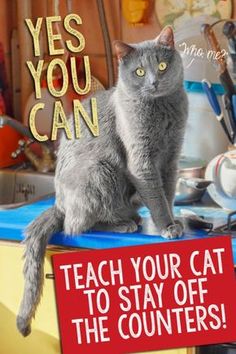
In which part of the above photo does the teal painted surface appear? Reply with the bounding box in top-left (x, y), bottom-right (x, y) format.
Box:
top-left (184, 81), bottom-right (225, 95)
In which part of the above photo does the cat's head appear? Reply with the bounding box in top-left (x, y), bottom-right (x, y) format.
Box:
top-left (114, 26), bottom-right (183, 99)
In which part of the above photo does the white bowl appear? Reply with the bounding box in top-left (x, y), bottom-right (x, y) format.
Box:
top-left (205, 150), bottom-right (236, 210)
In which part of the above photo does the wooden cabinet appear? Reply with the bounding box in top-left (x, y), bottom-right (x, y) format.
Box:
top-left (0, 241), bottom-right (195, 354)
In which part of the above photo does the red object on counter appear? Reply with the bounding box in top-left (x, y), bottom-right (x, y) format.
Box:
top-left (0, 41), bottom-right (24, 168)
top-left (0, 88), bottom-right (24, 168)
top-left (0, 125), bottom-right (25, 168)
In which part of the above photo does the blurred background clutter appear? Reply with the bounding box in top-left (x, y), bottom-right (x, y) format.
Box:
top-left (0, 0), bottom-right (236, 210)
top-left (1, 2), bottom-right (236, 354)
top-left (0, 0), bottom-right (236, 211)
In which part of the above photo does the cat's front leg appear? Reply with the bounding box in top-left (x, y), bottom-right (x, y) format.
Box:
top-left (162, 160), bottom-right (178, 213)
top-left (129, 165), bottom-right (183, 239)
top-left (161, 155), bottom-right (184, 233)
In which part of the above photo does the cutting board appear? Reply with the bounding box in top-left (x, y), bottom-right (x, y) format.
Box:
top-left (0, 196), bottom-right (234, 258)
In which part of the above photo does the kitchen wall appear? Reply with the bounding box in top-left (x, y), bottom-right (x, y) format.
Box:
top-left (0, 0), bottom-right (236, 119)
top-left (0, 0), bottom-right (161, 119)
top-left (0, 1), bottom-right (16, 100)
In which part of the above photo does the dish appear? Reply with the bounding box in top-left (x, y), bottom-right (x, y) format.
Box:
top-left (205, 150), bottom-right (236, 210)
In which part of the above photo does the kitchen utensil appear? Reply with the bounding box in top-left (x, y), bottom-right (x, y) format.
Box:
top-left (175, 156), bottom-right (212, 205)
top-left (205, 150), bottom-right (236, 210)
top-left (201, 23), bottom-right (235, 98)
top-left (219, 69), bottom-right (236, 99)
top-left (222, 21), bottom-right (236, 74)
top-left (202, 79), bottom-right (233, 143)
top-left (178, 177), bottom-right (212, 190)
top-left (223, 21), bottom-right (236, 43)
top-left (213, 213), bottom-right (236, 234)
top-left (231, 94), bottom-right (236, 125)
top-left (180, 209), bottom-right (213, 231)
top-left (222, 94), bottom-right (236, 142)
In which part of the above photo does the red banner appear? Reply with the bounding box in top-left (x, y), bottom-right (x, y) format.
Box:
top-left (53, 236), bottom-right (236, 354)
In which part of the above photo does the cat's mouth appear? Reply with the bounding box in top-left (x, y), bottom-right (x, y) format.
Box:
top-left (142, 87), bottom-right (158, 96)
top-left (142, 85), bottom-right (171, 98)
top-left (144, 89), bottom-right (163, 98)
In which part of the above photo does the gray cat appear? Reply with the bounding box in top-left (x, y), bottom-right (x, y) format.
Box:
top-left (17, 26), bottom-right (188, 336)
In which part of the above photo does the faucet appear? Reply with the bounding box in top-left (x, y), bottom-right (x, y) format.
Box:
top-left (0, 115), bottom-right (34, 139)
top-left (0, 115), bottom-right (56, 173)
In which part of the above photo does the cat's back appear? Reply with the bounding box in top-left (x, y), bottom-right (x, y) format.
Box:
top-left (59, 88), bottom-right (116, 146)
top-left (56, 87), bottom-right (124, 177)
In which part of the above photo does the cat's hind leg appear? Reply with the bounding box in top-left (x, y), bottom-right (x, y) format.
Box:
top-left (93, 195), bottom-right (141, 233)
top-left (62, 161), bottom-right (138, 235)
top-left (63, 189), bottom-right (98, 235)
top-left (93, 219), bottom-right (138, 233)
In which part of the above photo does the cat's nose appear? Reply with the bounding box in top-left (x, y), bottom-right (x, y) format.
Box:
top-left (151, 81), bottom-right (159, 89)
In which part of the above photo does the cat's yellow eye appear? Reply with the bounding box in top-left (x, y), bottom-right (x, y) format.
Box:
top-left (135, 68), bottom-right (145, 77)
top-left (158, 62), bottom-right (168, 71)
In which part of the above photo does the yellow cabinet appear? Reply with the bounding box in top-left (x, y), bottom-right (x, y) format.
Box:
top-left (0, 241), bottom-right (195, 354)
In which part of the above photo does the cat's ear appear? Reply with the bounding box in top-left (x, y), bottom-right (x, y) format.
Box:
top-left (156, 26), bottom-right (175, 48)
top-left (113, 41), bottom-right (134, 60)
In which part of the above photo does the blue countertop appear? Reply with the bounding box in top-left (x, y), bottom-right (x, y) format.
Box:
top-left (0, 196), bottom-right (235, 262)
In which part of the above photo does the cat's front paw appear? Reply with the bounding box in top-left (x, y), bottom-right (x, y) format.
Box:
top-left (161, 221), bottom-right (184, 239)
top-left (16, 316), bottom-right (31, 337)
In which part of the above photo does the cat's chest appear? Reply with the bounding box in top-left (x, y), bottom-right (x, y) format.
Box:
top-left (116, 98), bottom-right (179, 151)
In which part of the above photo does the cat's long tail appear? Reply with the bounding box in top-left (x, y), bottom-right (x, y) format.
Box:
top-left (16, 206), bottom-right (64, 336)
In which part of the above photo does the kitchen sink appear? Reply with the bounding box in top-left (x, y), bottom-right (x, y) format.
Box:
top-left (0, 169), bottom-right (55, 209)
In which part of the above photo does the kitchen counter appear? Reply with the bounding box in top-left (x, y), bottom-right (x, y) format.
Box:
top-left (0, 195), bottom-right (235, 262)
top-left (0, 196), bottom-right (232, 354)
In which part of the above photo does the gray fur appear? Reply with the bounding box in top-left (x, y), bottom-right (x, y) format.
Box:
top-left (17, 206), bottom-right (63, 336)
top-left (17, 29), bottom-right (188, 335)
